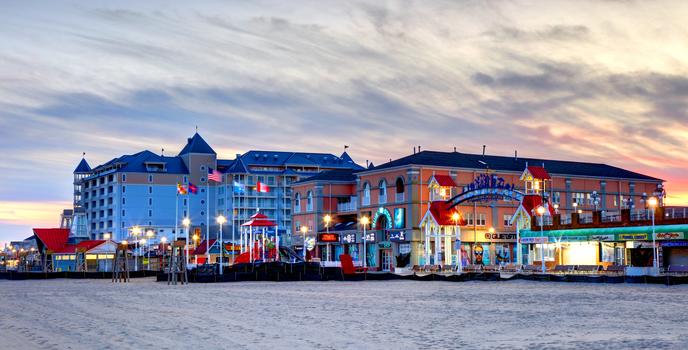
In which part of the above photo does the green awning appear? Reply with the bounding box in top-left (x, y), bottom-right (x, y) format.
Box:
top-left (521, 224), bottom-right (688, 242)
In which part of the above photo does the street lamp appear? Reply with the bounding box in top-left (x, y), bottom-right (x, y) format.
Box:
top-left (160, 236), bottom-right (168, 271)
top-left (360, 216), bottom-right (370, 268)
top-left (192, 233), bottom-right (200, 265)
top-left (553, 203), bottom-right (559, 215)
top-left (300, 226), bottom-right (308, 260)
top-left (103, 233), bottom-right (111, 240)
top-left (217, 215), bottom-right (226, 275)
top-left (132, 226), bottom-right (142, 271)
top-left (182, 218), bottom-right (191, 265)
top-left (324, 214), bottom-right (332, 262)
top-left (536, 206), bottom-right (547, 273)
top-left (452, 212), bottom-right (462, 273)
top-left (146, 230), bottom-right (154, 270)
top-left (648, 196), bottom-right (659, 274)
top-left (140, 238), bottom-right (147, 270)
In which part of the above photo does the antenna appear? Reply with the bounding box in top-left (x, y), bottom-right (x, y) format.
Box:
top-left (82, 152), bottom-right (86, 158)
top-left (514, 150), bottom-right (518, 161)
top-left (161, 148), bottom-right (165, 156)
top-left (195, 125), bottom-right (198, 133)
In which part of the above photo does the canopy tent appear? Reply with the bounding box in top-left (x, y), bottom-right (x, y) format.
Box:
top-left (521, 224), bottom-right (688, 242)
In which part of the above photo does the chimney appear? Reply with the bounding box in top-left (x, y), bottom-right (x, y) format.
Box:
top-left (413, 146), bottom-right (416, 154)
top-left (366, 160), bottom-right (369, 167)
top-left (454, 146), bottom-right (457, 152)
top-left (418, 145), bottom-right (421, 152)
top-left (514, 150), bottom-right (518, 162)
top-left (482, 145), bottom-right (486, 157)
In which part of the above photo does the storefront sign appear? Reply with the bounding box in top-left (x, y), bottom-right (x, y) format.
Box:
top-left (661, 241), bottom-right (688, 247)
top-left (618, 233), bottom-right (649, 241)
top-left (655, 232), bottom-right (684, 240)
top-left (520, 237), bottom-right (548, 244)
top-left (589, 235), bottom-right (615, 241)
top-left (364, 232), bottom-right (377, 242)
top-left (318, 233), bottom-right (339, 243)
top-left (484, 232), bottom-right (517, 241)
top-left (389, 231), bottom-right (407, 242)
top-left (341, 233), bottom-right (357, 244)
top-left (554, 234), bottom-right (614, 242)
top-left (448, 173), bottom-right (523, 206)
top-left (379, 241), bottom-right (392, 249)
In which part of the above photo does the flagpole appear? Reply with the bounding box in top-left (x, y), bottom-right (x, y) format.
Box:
top-left (206, 180), bottom-right (210, 264)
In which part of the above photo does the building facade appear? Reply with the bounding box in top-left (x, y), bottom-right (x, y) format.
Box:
top-left (73, 133), bottom-right (362, 245)
top-left (292, 150), bottom-right (663, 271)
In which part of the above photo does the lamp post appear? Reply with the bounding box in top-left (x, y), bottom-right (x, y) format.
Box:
top-left (160, 236), bottom-right (167, 271)
top-left (300, 226), bottom-right (308, 260)
top-left (192, 233), bottom-right (200, 265)
top-left (591, 191), bottom-right (600, 212)
top-left (182, 218), bottom-right (191, 265)
top-left (648, 196), bottom-right (659, 275)
top-left (360, 216), bottom-right (370, 268)
top-left (217, 215), bottom-right (226, 275)
top-left (452, 212), bottom-right (462, 273)
top-left (536, 206), bottom-right (546, 273)
top-left (553, 203), bottom-right (559, 215)
top-left (104, 233), bottom-right (111, 240)
top-left (132, 226), bottom-right (141, 271)
top-left (140, 238), bottom-right (147, 270)
top-left (146, 230), bottom-right (154, 270)
top-left (324, 214), bottom-right (332, 262)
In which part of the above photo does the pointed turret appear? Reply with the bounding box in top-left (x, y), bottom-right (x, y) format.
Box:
top-left (74, 158), bottom-right (91, 174)
top-left (340, 151), bottom-right (354, 164)
top-left (178, 133), bottom-right (216, 156)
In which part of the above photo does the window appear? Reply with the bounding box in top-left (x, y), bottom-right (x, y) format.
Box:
top-left (395, 178), bottom-right (405, 202)
top-left (572, 192), bottom-right (585, 206)
top-left (200, 165), bottom-right (206, 171)
top-left (201, 177), bottom-right (206, 183)
top-left (122, 210), bottom-right (125, 217)
top-left (532, 244), bottom-right (556, 261)
top-left (107, 209), bottom-right (112, 216)
top-left (108, 174), bottom-right (114, 182)
top-left (122, 197), bottom-right (126, 205)
top-left (307, 191), bottom-right (313, 212)
top-left (108, 186), bottom-right (113, 193)
top-left (294, 193), bottom-right (301, 213)
top-left (477, 214), bottom-right (486, 226)
top-left (122, 174), bottom-right (126, 182)
top-left (552, 192), bottom-right (561, 204)
top-left (148, 175), bottom-right (153, 183)
top-left (183, 198), bottom-right (187, 206)
top-left (378, 180), bottom-right (387, 204)
top-left (183, 176), bottom-right (188, 183)
top-left (148, 186), bottom-right (152, 194)
top-left (218, 198), bottom-right (225, 206)
top-left (148, 198), bottom-right (152, 206)
top-left (362, 183), bottom-right (371, 206)
top-left (201, 199), bottom-right (205, 205)
top-left (148, 210), bottom-right (152, 217)
top-left (503, 215), bottom-right (513, 227)
top-left (122, 186), bottom-right (126, 193)
top-left (201, 211), bottom-right (205, 216)
top-left (107, 197), bottom-right (113, 205)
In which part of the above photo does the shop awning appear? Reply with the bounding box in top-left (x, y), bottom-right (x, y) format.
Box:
top-left (521, 224), bottom-right (688, 241)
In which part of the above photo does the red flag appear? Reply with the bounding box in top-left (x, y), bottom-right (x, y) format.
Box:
top-left (188, 182), bottom-right (198, 194)
top-left (256, 181), bottom-right (269, 193)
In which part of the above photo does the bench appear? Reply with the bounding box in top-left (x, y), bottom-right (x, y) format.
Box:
top-left (604, 265), bottom-right (626, 274)
top-left (501, 264), bottom-right (522, 273)
top-left (483, 264), bottom-right (501, 272)
top-left (576, 265), bottom-right (601, 274)
top-left (551, 265), bottom-right (575, 274)
top-left (667, 265), bottom-right (688, 275)
top-left (522, 265), bottom-right (541, 273)
top-left (463, 264), bottom-right (482, 273)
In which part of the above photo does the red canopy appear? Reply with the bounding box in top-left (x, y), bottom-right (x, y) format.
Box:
top-left (33, 228), bottom-right (70, 252)
top-left (241, 212), bottom-right (277, 227)
top-left (432, 175), bottom-right (457, 187)
top-left (55, 240), bottom-right (106, 254)
top-left (428, 201), bottom-right (466, 226)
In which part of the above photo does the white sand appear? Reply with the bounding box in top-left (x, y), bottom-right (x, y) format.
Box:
top-left (1, 278), bottom-right (687, 349)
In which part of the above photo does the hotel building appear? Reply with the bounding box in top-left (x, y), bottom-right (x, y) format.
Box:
top-left (73, 133), bottom-right (362, 243)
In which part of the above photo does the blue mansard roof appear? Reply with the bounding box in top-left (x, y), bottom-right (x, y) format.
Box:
top-left (74, 158), bottom-right (92, 173)
top-left (92, 150), bottom-right (189, 175)
top-left (178, 133), bottom-right (216, 156)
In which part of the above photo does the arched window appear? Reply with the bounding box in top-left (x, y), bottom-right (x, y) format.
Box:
top-left (395, 178), bottom-right (405, 202)
top-left (379, 179), bottom-right (387, 204)
top-left (362, 182), bottom-right (371, 206)
top-left (294, 193), bottom-right (301, 213)
top-left (307, 191), bottom-right (313, 211)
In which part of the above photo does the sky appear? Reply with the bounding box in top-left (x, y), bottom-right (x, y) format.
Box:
top-left (1, 0), bottom-right (688, 244)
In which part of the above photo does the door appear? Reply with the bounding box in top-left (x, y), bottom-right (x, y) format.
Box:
top-left (381, 249), bottom-right (392, 271)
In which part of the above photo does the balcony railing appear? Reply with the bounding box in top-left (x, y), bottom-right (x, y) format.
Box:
top-left (395, 193), bottom-right (405, 202)
top-left (337, 201), bottom-right (357, 213)
top-left (665, 208), bottom-right (688, 219)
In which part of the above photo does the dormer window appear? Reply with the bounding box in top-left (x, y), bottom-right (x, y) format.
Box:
top-left (428, 175), bottom-right (456, 201)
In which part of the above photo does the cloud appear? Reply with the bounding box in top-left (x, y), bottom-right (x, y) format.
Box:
top-left (1, 0), bottom-right (688, 242)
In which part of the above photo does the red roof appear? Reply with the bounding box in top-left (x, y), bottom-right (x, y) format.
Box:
top-left (241, 212), bottom-right (277, 227)
top-left (432, 175), bottom-right (456, 187)
top-left (33, 228), bottom-right (70, 252)
top-left (520, 195), bottom-right (555, 216)
top-left (428, 201), bottom-right (466, 226)
top-left (55, 240), bottom-right (106, 254)
top-left (193, 239), bottom-right (217, 255)
top-left (527, 166), bottom-right (551, 180)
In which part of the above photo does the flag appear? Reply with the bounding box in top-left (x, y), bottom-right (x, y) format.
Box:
top-left (208, 167), bottom-right (221, 182)
top-left (256, 181), bottom-right (269, 193)
top-left (177, 183), bottom-right (188, 195)
top-left (188, 182), bottom-right (198, 194)
top-left (233, 181), bottom-right (245, 195)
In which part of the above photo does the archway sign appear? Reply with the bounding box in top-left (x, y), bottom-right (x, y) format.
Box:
top-left (372, 207), bottom-right (393, 230)
top-left (447, 173), bottom-right (523, 208)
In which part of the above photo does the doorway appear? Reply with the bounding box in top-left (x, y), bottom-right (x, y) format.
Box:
top-left (380, 249), bottom-right (392, 271)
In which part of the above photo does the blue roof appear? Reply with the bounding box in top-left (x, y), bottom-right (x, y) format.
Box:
top-left (74, 158), bottom-right (92, 173)
top-left (93, 150), bottom-right (189, 174)
top-left (295, 169), bottom-right (358, 184)
top-left (369, 150), bottom-right (661, 181)
top-left (178, 133), bottom-right (216, 155)
top-left (239, 150), bottom-right (364, 169)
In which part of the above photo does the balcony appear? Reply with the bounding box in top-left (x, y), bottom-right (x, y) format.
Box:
top-left (337, 201), bottom-right (357, 213)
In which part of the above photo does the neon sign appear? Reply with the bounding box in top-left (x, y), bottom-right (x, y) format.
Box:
top-left (318, 233), bottom-right (339, 242)
top-left (447, 174), bottom-right (523, 207)
top-left (372, 207), bottom-right (393, 229)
